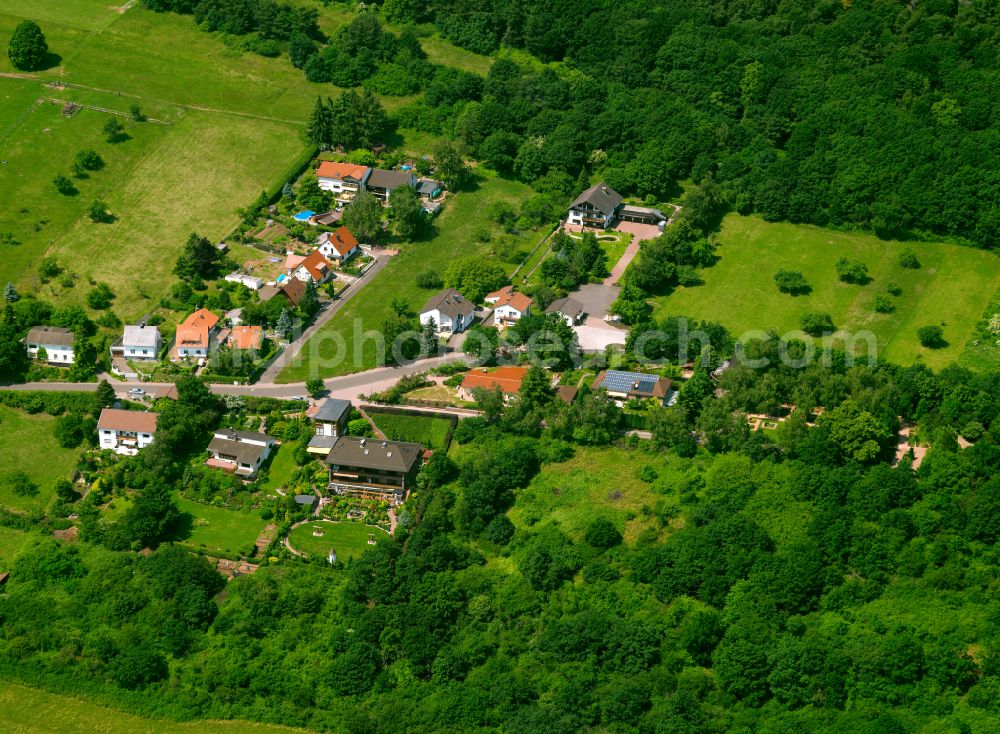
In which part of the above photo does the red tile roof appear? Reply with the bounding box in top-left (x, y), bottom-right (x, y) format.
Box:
top-left (322, 226), bottom-right (358, 257)
top-left (297, 250), bottom-right (333, 282)
top-left (176, 308), bottom-right (219, 349)
top-left (486, 286), bottom-right (532, 314)
top-left (229, 325), bottom-right (262, 351)
top-left (316, 161), bottom-right (370, 181)
top-left (460, 366), bottom-right (530, 395)
top-left (98, 408), bottom-right (158, 434)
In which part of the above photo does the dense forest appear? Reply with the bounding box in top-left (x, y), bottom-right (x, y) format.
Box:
top-left (4, 334), bottom-right (1000, 731)
top-left (143, 0), bottom-right (1000, 248)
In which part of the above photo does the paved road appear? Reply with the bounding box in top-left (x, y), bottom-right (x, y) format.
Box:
top-left (3, 353), bottom-right (471, 403)
top-left (258, 252), bottom-right (393, 383)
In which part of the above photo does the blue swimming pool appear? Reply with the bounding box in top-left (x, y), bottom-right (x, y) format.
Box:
top-left (293, 210), bottom-right (315, 221)
top-left (276, 274), bottom-right (289, 284)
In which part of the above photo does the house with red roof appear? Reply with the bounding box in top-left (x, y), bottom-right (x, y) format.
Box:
top-left (228, 325), bottom-right (263, 351)
top-left (485, 286), bottom-right (533, 327)
top-left (291, 249), bottom-right (334, 284)
top-left (458, 366), bottom-right (531, 402)
top-left (316, 226), bottom-right (360, 264)
top-left (175, 308), bottom-right (219, 359)
top-left (316, 161), bottom-right (371, 202)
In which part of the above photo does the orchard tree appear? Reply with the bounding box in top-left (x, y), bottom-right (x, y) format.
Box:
top-left (773, 270), bottom-right (810, 295)
top-left (7, 20), bottom-right (48, 71)
top-left (88, 198), bottom-right (111, 223)
top-left (389, 185), bottom-right (425, 238)
top-left (103, 117), bottom-right (125, 143)
top-left (800, 312), bottom-right (834, 337)
top-left (343, 190), bottom-right (383, 244)
top-left (917, 325), bottom-right (945, 348)
top-left (53, 175), bottom-right (76, 196)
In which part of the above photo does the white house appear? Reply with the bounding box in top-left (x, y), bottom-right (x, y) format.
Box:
top-left (567, 183), bottom-right (624, 229)
top-left (111, 323), bottom-right (161, 361)
top-left (420, 289), bottom-right (475, 334)
top-left (545, 297), bottom-right (585, 326)
top-left (205, 429), bottom-right (276, 480)
top-left (316, 226), bottom-right (360, 264)
top-left (98, 408), bottom-right (158, 455)
top-left (485, 286), bottom-right (533, 327)
top-left (316, 161), bottom-right (371, 201)
top-left (291, 249), bottom-right (334, 284)
top-left (306, 398), bottom-right (353, 456)
top-left (175, 308), bottom-right (219, 359)
top-left (25, 326), bottom-right (75, 364)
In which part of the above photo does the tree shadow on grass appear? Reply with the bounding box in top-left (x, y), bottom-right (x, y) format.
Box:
top-left (174, 511), bottom-right (195, 543)
top-left (35, 52), bottom-right (62, 72)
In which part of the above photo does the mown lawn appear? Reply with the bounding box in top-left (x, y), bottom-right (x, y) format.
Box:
top-left (260, 443), bottom-right (298, 492)
top-left (368, 411), bottom-right (452, 450)
top-left (287, 519), bottom-right (386, 561)
top-left (278, 173), bottom-right (541, 381)
top-left (509, 446), bottom-right (705, 543)
top-left (0, 680), bottom-right (314, 734)
top-left (0, 526), bottom-right (28, 569)
top-left (652, 215), bottom-right (1000, 370)
top-left (0, 407), bottom-right (80, 512)
top-left (175, 497), bottom-right (266, 559)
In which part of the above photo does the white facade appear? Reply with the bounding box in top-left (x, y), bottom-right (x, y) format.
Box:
top-left (27, 342), bottom-right (74, 363)
top-left (224, 273), bottom-right (263, 291)
top-left (494, 303), bottom-right (528, 324)
top-left (318, 176), bottom-right (362, 196)
top-left (567, 203), bottom-right (614, 229)
top-left (420, 308), bottom-right (474, 334)
top-left (119, 324), bottom-right (161, 361)
top-left (99, 427), bottom-right (155, 454)
top-left (177, 344), bottom-right (209, 358)
top-left (317, 240), bottom-right (358, 263)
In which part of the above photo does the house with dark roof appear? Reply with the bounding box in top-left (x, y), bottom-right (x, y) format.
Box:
top-left (316, 161), bottom-right (371, 202)
top-left (420, 288), bottom-right (475, 334)
top-left (205, 429), bottom-right (276, 480)
top-left (97, 408), bottom-right (158, 454)
top-left (593, 370), bottom-right (673, 405)
top-left (25, 326), bottom-right (75, 364)
top-left (258, 277), bottom-right (306, 307)
top-left (367, 168), bottom-right (417, 204)
top-left (324, 435), bottom-right (423, 503)
top-left (316, 226), bottom-right (359, 263)
top-left (306, 398), bottom-right (353, 456)
top-left (545, 297), bottom-right (585, 326)
top-left (567, 183), bottom-right (624, 229)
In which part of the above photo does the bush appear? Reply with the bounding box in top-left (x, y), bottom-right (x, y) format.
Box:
top-left (886, 282), bottom-right (902, 296)
top-left (585, 517), bottom-right (622, 548)
top-left (873, 295), bottom-right (895, 313)
top-left (800, 312), bottom-right (835, 336)
top-left (416, 270), bottom-right (444, 289)
top-left (484, 514), bottom-right (515, 546)
top-left (773, 270), bottom-right (810, 295)
top-left (899, 249), bottom-right (920, 269)
top-left (835, 257), bottom-right (868, 283)
top-left (917, 325), bottom-right (945, 348)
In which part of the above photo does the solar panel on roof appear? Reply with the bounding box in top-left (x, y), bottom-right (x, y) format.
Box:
top-left (599, 370), bottom-right (658, 394)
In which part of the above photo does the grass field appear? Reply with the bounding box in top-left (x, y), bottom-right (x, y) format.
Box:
top-left (287, 519), bottom-right (386, 560)
top-left (652, 215), bottom-right (1000, 370)
top-left (260, 443), bottom-right (298, 492)
top-left (0, 680), bottom-right (313, 734)
top-left (0, 526), bottom-right (28, 569)
top-left (278, 173), bottom-right (540, 381)
top-left (368, 411), bottom-right (452, 450)
top-left (0, 407), bottom-right (80, 512)
top-left (175, 497), bottom-right (265, 558)
top-left (510, 446), bottom-right (704, 543)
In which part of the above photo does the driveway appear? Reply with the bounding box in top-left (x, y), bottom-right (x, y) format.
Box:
top-left (573, 283), bottom-right (620, 320)
top-left (258, 251), bottom-right (393, 382)
top-left (574, 318), bottom-right (628, 352)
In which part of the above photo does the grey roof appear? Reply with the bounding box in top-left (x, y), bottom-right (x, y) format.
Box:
top-left (596, 370), bottom-right (672, 399)
top-left (417, 179), bottom-right (442, 195)
top-left (313, 398), bottom-right (352, 423)
top-left (308, 434), bottom-right (338, 451)
top-left (569, 183), bottom-right (623, 217)
top-left (422, 288), bottom-right (475, 320)
top-left (207, 435), bottom-right (271, 465)
top-left (620, 204), bottom-right (666, 220)
top-left (122, 324), bottom-right (160, 348)
top-left (26, 326), bottom-right (74, 346)
top-left (546, 297), bottom-right (585, 317)
top-left (294, 494), bottom-right (318, 505)
top-left (324, 436), bottom-right (422, 474)
top-left (214, 429), bottom-right (275, 444)
top-left (367, 168), bottom-right (414, 190)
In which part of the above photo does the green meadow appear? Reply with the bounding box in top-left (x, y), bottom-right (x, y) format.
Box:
top-left (0, 406), bottom-right (80, 512)
top-left (175, 496), bottom-right (266, 559)
top-left (653, 215), bottom-right (1000, 370)
top-left (287, 519), bottom-right (385, 560)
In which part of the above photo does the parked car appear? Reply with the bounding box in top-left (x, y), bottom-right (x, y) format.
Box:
top-left (290, 395), bottom-right (308, 401)
top-left (127, 388), bottom-right (145, 397)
